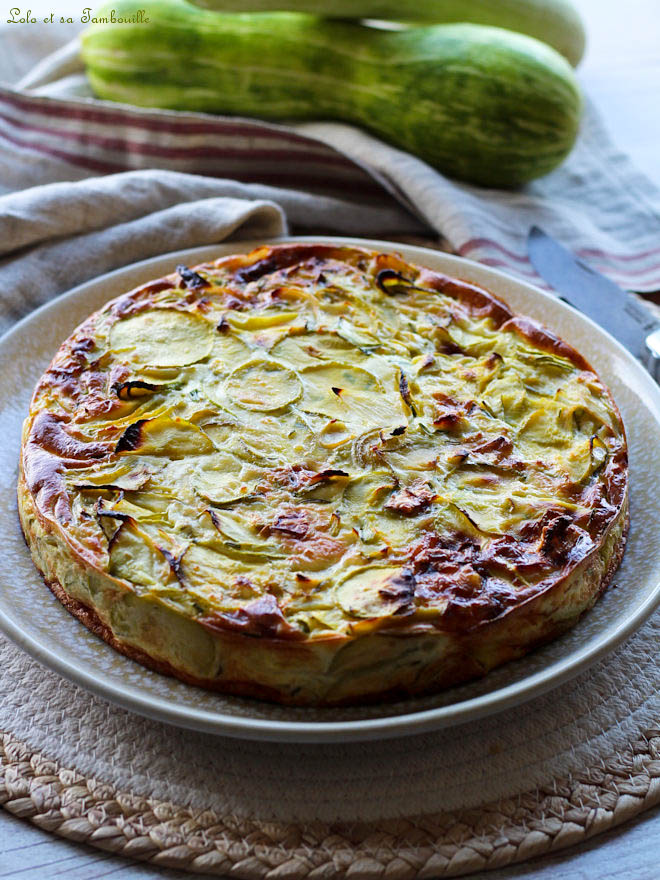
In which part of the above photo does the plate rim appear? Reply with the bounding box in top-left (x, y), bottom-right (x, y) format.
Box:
top-left (2, 234), bottom-right (659, 743)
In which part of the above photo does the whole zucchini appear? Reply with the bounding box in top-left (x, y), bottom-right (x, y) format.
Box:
top-left (189, 0), bottom-right (586, 67)
top-left (81, 0), bottom-right (582, 188)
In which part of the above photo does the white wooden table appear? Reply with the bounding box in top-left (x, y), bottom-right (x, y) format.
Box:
top-left (2, 1), bottom-right (660, 876)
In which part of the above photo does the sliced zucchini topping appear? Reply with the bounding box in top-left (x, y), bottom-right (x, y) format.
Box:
top-left (109, 308), bottom-right (215, 366)
top-left (223, 361), bottom-right (302, 412)
top-left (38, 248), bottom-right (625, 637)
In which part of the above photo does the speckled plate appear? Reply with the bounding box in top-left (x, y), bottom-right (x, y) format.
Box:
top-left (2, 236), bottom-right (660, 743)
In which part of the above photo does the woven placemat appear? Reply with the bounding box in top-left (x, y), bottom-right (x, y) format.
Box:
top-left (2, 724), bottom-right (660, 877)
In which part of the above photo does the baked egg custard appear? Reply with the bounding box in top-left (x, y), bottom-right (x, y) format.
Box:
top-left (18, 245), bottom-right (628, 704)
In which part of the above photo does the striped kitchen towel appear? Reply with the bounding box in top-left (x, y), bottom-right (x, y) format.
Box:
top-left (2, 25), bottom-right (660, 294)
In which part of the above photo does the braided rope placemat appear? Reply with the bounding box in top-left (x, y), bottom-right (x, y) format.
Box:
top-left (2, 726), bottom-right (660, 877)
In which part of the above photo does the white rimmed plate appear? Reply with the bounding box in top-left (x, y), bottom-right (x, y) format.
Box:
top-left (2, 236), bottom-right (660, 743)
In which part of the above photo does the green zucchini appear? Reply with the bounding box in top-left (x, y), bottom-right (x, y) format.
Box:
top-left (189, 0), bottom-right (586, 67)
top-left (81, 0), bottom-right (582, 188)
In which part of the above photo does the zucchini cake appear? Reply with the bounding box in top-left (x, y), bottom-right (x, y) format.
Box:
top-left (18, 244), bottom-right (628, 705)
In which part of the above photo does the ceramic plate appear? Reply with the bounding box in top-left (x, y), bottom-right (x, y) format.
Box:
top-left (2, 236), bottom-right (660, 743)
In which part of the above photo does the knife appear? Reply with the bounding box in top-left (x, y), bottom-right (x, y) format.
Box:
top-left (527, 226), bottom-right (660, 381)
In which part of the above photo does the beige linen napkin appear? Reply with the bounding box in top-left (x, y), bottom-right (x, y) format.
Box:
top-left (2, 27), bottom-right (660, 292)
top-left (0, 168), bottom-right (421, 332)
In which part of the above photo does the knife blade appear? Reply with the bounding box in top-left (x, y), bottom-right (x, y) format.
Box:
top-left (527, 226), bottom-right (660, 379)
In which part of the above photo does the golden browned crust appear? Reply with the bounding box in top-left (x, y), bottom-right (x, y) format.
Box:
top-left (42, 569), bottom-right (297, 704)
top-left (19, 473), bottom-right (629, 705)
top-left (18, 244), bottom-right (630, 705)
